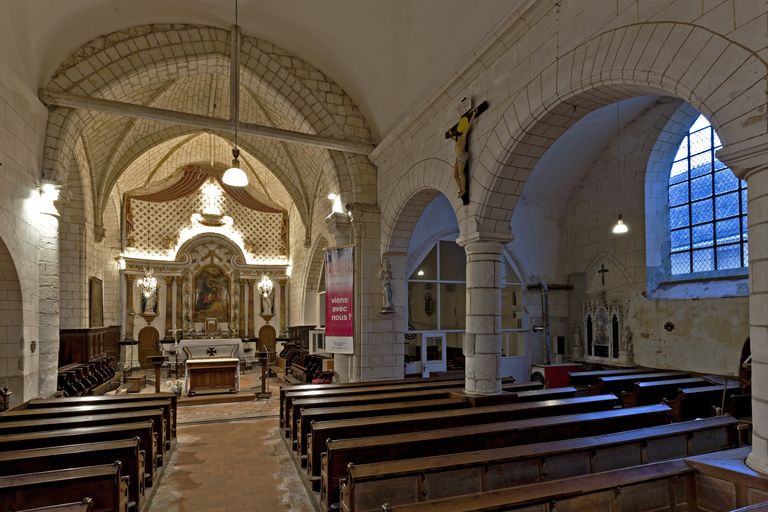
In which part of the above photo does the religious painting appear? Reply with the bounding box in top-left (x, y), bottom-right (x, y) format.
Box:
top-left (89, 277), bottom-right (103, 327)
top-left (193, 265), bottom-right (230, 322)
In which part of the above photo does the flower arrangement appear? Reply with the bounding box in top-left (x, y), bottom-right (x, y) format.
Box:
top-left (166, 379), bottom-right (183, 396)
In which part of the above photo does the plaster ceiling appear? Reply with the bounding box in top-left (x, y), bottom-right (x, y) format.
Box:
top-left (3, 0), bottom-right (517, 139)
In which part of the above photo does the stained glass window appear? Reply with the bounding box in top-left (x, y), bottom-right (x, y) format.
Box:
top-left (669, 115), bottom-right (747, 275)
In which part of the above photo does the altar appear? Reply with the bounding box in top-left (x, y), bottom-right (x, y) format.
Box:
top-left (181, 338), bottom-right (241, 396)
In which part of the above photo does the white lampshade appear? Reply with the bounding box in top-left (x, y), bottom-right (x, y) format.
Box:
top-left (223, 148), bottom-right (248, 187)
top-left (223, 165), bottom-right (247, 187)
top-left (612, 214), bottom-right (629, 234)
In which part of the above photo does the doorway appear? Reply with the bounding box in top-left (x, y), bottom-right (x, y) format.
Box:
top-left (138, 326), bottom-right (161, 369)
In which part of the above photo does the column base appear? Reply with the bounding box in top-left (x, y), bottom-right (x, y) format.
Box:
top-left (746, 451), bottom-right (768, 475)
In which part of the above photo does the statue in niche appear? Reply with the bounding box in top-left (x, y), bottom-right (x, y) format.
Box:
top-left (142, 290), bottom-right (157, 316)
top-left (379, 260), bottom-right (394, 314)
top-left (261, 290), bottom-right (274, 317)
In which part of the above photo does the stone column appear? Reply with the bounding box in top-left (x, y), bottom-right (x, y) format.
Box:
top-left (382, 251), bottom-right (407, 379)
top-left (458, 235), bottom-right (511, 395)
top-left (279, 280), bottom-right (287, 337)
top-left (164, 276), bottom-right (173, 339)
top-left (252, 280), bottom-right (259, 336)
top-left (720, 141), bottom-right (768, 473)
top-left (243, 280), bottom-right (249, 338)
top-left (124, 274), bottom-right (136, 341)
top-left (38, 200), bottom-right (61, 397)
top-left (171, 276), bottom-right (177, 334)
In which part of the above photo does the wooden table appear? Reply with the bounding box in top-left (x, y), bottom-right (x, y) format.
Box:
top-left (185, 358), bottom-right (239, 396)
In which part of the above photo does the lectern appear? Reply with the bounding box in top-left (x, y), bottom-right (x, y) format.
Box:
top-left (146, 355), bottom-right (167, 393)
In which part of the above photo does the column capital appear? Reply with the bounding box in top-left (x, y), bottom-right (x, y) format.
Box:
top-left (325, 211), bottom-right (352, 246)
top-left (456, 230), bottom-right (513, 250)
top-left (717, 138), bottom-right (768, 180)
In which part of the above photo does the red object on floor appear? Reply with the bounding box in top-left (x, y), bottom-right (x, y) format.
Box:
top-left (537, 364), bottom-right (585, 388)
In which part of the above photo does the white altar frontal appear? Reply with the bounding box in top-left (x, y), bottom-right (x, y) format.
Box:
top-left (181, 338), bottom-right (241, 395)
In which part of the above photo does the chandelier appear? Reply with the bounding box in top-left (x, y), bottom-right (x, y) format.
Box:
top-left (137, 268), bottom-right (158, 297)
top-left (257, 274), bottom-right (273, 296)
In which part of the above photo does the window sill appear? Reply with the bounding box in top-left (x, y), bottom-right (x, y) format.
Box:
top-left (649, 272), bottom-right (748, 300)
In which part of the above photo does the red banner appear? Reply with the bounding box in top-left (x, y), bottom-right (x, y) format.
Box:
top-left (325, 246), bottom-right (354, 353)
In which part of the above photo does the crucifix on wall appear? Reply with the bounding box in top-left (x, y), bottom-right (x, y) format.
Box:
top-left (598, 264), bottom-right (609, 286)
top-left (445, 99), bottom-right (488, 205)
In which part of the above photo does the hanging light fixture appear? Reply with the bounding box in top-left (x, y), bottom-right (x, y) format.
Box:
top-left (222, 0), bottom-right (248, 187)
top-left (137, 268), bottom-right (158, 297)
top-left (257, 274), bottom-right (274, 296)
top-left (612, 214), bottom-right (629, 234)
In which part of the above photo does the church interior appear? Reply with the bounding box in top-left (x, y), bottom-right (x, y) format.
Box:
top-left (0, 0), bottom-right (766, 510)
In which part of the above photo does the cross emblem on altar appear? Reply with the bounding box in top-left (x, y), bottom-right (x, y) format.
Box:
top-left (206, 347), bottom-right (217, 357)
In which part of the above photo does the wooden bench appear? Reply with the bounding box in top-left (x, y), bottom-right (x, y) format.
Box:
top-left (0, 439), bottom-right (145, 512)
top-left (380, 458), bottom-right (695, 512)
top-left (295, 397), bottom-right (470, 458)
top-left (620, 377), bottom-right (713, 407)
top-left (664, 382), bottom-right (742, 421)
top-left (287, 381), bottom-right (541, 438)
top-left (319, 404), bottom-right (672, 509)
top-left (307, 394), bottom-right (619, 479)
top-left (589, 371), bottom-right (690, 395)
top-left (339, 415), bottom-right (738, 511)
top-left (731, 503), bottom-right (768, 512)
top-left (0, 463), bottom-right (129, 512)
top-left (18, 498), bottom-right (93, 511)
top-left (278, 374), bottom-right (473, 423)
top-left (0, 409), bottom-right (166, 467)
top-left (1, 399), bottom-right (175, 450)
top-left (568, 368), bottom-right (647, 387)
top-left (282, 378), bottom-right (518, 432)
top-left (0, 421), bottom-right (157, 487)
top-left (25, 394), bottom-right (178, 438)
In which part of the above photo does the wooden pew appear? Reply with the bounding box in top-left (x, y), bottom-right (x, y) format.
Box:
top-left (380, 458), bottom-right (695, 512)
top-left (621, 377), bottom-right (713, 407)
top-left (18, 498), bottom-right (93, 511)
top-left (308, 394), bottom-right (618, 479)
top-left (568, 368), bottom-right (647, 387)
top-left (278, 374), bottom-right (474, 425)
top-left (339, 415), bottom-right (738, 512)
top-left (589, 371), bottom-right (690, 395)
top-left (0, 409), bottom-right (166, 467)
top-left (1, 399), bottom-right (175, 449)
top-left (287, 381), bottom-right (542, 438)
top-left (295, 398), bottom-right (470, 457)
top-left (282, 378), bottom-right (519, 431)
top-left (0, 422), bottom-right (157, 487)
top-left (664, 382), bottom-right (742, 421)
top-left (731, 503), bottom-right (768, 512)
top-left (0, 462), bottom-right (129, 512)
top-left (25, 394), bottom-right (178, 438)
top-left (318, 404), bottom-right (672, 509)
top-left (0, 439), bottom-right (145, 512)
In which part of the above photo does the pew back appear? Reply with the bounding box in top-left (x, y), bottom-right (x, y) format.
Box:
top-left (0, 463), bottom-right (128, 512)
top-left (0, 439), bottom-right (145, 512)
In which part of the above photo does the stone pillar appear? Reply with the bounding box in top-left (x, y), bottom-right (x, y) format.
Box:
top-left (720, 141), bottom-right (768, 473)
top-left (252, 280), bottom-right (259, 336)
top-left (171, 276), bottom-right (177, 334)
top-left (243, 280), bottom-right (250, 338)
top-left (458, 235), bottom-right (511, 395)
top-left (124, 274), bottom-right (136, 341)
top-left (382, 251), bottom-right (407, 379)
top-left (279, 280), bottom-right (287, 337)
top-left (38, 203), bottom-right (61, 397)
top-left (164, 276), bottom-right (173, 339)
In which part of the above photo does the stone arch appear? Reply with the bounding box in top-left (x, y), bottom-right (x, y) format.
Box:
top-left (472, 22), bottom-right (767, 234)
top-left (42, 24), bottom-right (372, 216)
top-left (301, 235), bottom-right (329, 326)
top-left (0, 237), bottom-right (26, 408)
top-left (381, 158), bottom-right (464, 255)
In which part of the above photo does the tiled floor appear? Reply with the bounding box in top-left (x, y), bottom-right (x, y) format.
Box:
top-left (147, 395), bottom-right (314, 512)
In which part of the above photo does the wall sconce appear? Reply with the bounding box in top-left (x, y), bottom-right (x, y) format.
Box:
top-left (328, 193), bottom-right (344, 214)
top-left (612, 214), bottom-right (629, 234)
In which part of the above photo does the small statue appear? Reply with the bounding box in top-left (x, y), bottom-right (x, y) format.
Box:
top-left (379, 260), bottom-right (394, 314)
top-left (143, 290), bottom-right (157, 315)
top-left (261, 291), bottom-right (274, 316)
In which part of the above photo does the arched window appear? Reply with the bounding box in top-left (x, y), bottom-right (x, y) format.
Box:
top-left (668, 114), bottom-right (747, 275)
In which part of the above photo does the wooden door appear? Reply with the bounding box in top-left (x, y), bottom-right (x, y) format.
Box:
top-left (258, 325), bottom-right (277, 353)
top-left (138, 327), bottom-right (161, 369)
